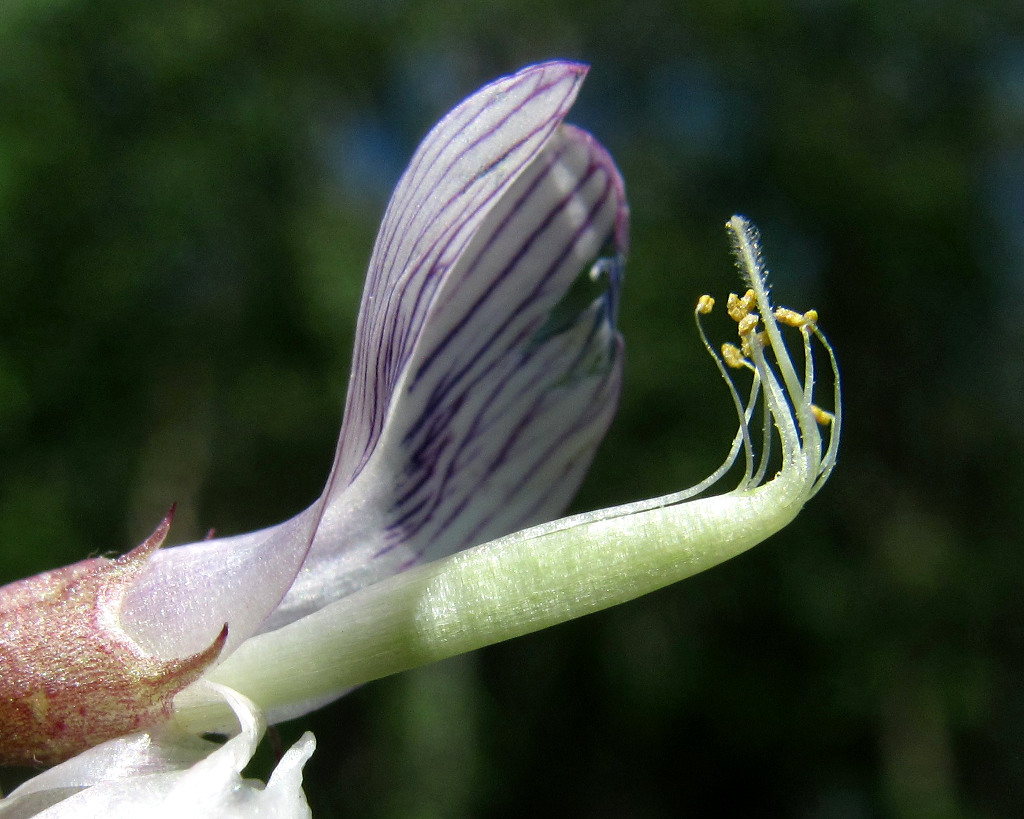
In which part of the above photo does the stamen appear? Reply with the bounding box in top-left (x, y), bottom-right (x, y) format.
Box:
top-left (477, 216), bottom-right (840, 532)
top-left (737, 313), bottom-right (760, 337)
top-left (809, 323), bottom-right (842, 495)
top-left (774, 307), bottom-right (810, 328)
top-left (811, 404), bottom-right (834, 426)
top-left (721, 343), bottom-right (747, 370)
top-left (726, 290), bottom-right (756, 322)
top-left (740, 330), bottom-right (768, 360)
top-left (694, 298), bottom-right (758, 490)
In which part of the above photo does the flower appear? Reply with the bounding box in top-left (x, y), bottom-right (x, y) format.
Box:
top-left (192, 215), bottom-right (839, 729)
top-left (0, 60), bottom-right (840, 816)
top-left (1, 59), bottom-right (627, 811)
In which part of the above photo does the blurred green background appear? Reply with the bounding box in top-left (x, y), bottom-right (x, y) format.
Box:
top-left (1, 0), bottom-right (1021, 816)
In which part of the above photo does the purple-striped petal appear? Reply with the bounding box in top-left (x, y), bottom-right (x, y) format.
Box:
top-left (0, 62), bottom-right (628, 771)
top-left (120, 62), bottom-right (627, 655)
top-left (266, 83), bottom-right (629, 628)
top-left (331, 60), bottom-right (591, 488)
top-left (369, 123), bottom-right (627, 559)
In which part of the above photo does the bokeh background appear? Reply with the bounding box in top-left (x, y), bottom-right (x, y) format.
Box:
top-left (1, 0), bottom-right (1021, 816)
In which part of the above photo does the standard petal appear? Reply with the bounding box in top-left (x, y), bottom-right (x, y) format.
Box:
top-left (267, 117), bottom-right (629, 629)
top-left (332, 60), bottom-right (590, 488)
top-left (117, 61), bottom-right (590, 661)
top-left (122, 63), bottom-right (626, 655)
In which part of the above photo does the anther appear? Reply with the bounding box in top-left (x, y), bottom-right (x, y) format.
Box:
top-left (727, 293), bottom-right (742, 320)
top-left (737, 314), bottom-right (759, 337)
top-left (721, 343), bottom-right (747, 369)
top-left (810, 404), bottom-right (834, 426)
top-left (696, 295), bottom-right (715, 315)
top-left (726, 290), bottom-right (756, 323)
top-left (774, 307), bottom-right (807, 328)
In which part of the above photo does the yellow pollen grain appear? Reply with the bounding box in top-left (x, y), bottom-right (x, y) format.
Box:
top-left (726, 293), bottom-right (745, 322)
top-left (774, 307), bottom-right (807, 327)
top-left (721, 343), bottom-right (747, 369)
top-left (726, 289), bottom-right (756, 323)
top-left (811, 404), bottom-right (834, 426)
top-left (737, 314), bottom-right (759, 336)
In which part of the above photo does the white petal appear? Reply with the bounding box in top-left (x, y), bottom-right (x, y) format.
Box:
top-left (1, 686), bottom-right (314, 819)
